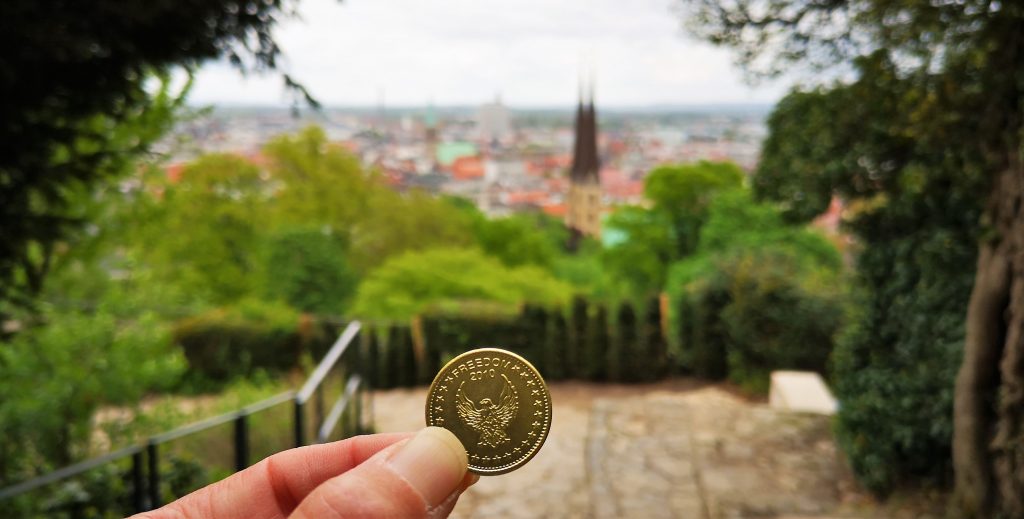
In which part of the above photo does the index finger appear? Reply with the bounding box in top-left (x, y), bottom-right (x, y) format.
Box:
top-left (132, 432), bottom-right (414, 519)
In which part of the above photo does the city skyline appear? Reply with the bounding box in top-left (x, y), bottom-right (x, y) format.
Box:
top-left (182, 0), bottom-right (788, 108)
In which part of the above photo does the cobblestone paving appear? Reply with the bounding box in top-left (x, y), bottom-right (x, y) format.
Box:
top-left (371, 380), bottom-right (938, 519)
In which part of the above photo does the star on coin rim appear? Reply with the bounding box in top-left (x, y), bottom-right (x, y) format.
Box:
top-left (425, 347), bottom-right (552, 476)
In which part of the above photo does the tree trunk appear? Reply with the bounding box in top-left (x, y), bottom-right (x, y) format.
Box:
top-left (954, 166), bottom-right (1024, 517)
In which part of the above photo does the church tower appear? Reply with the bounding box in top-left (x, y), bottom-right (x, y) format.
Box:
top-left (565, 83), bottom-right (601, 240)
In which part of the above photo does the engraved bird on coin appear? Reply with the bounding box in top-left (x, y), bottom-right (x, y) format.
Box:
top-left (455, 374), bottom-right (518, 448)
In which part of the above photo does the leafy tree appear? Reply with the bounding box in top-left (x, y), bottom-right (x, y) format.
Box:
top-left (472, 214), bottom-right (561, 269)
top-left (350, 189), bottom-right (476, 273)
top-left (601, 206), bottom-right (675, 297)
top-left (754, 80), bottom-right (980, 496)
top-left (129, 154), bottom-right (267, 304)
top-left (681, 0), bottom-right (1022, 513)
top-left (351, 248), bottom-right (572, 321)
top-left (601, 161), bottom-right (745, 297)
top-left (263, 227), bottom-right (355, 315)
top-left (263, 126), bottom-right (372, 234)
top-left (644, 161), bottom-right (745, 257)
top-left (0, 0), bottom-right (316, 313)
top-left (553, 240), bottom-right (623, 300)
top-left (691, 189), bottom-right (841, 273)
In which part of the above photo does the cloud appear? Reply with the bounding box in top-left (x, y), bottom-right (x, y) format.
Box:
top-left (185, 0), bottom-right (786, 107)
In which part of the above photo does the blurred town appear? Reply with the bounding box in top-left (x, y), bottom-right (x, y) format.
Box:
top-left (166, 101), bottom-right (767, 221)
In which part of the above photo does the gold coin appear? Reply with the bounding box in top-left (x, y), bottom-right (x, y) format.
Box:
top-left (425, 348), bottom-right (552, 475)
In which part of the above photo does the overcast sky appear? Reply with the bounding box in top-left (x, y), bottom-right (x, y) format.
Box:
top-left (186, 0), bottom-right (787, 108)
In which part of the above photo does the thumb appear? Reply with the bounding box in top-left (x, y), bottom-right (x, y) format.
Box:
top-left (290, 427), bottom-right (473, 519)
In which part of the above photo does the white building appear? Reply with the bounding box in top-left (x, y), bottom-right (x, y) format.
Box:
top-left (476, 96), bottom-right (512, 142)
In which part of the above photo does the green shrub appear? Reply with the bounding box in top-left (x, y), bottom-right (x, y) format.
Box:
top-left (833, 226), bottom-right (973, 494)
top-left (584, 305), bottom-right (610, 380)
top-left (642, 296), bottom-right (669, 381)
top-left (676, 279), bottom-right (730, 379)
top-left (606, 303), bottom-right (633, 382)
top-left (616, 302), bottom-right (646, 382)
top-left (172, 300), bottom-right (302, 383)
top-left (367, 325), bottom-right (395, 390)
top-left (395, 298), bottom-right (667, 386)
top-left (543, 310), bottom-right (567, 381)
top-left (388, 325), bottom-right (416, 388)
top-left (516, 304), bottom-right (548, 367)
top-left (672, 250), bottom-right (844, 393)
top-left (0, 309), bottom-right (183, 488)
top-left (721, 254), bottom-right (844, 393)
top-left (351, 247), bottom-right (571, 321)
top-left (420, 305), bottom-right (531, 376)
top-left (667, 188), bottom-right (845, 392)
top-left (566, 296), bottom-right (588, 379)
top-left (263, 227), bottom-right (356, 316)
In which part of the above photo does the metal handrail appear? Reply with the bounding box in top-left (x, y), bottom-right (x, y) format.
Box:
top-left (317, 375), bottom-right (362, 443)
top-left (0, 390), bottom-right (295, 502)
top-left (0, 319), bottom-right (368, 511)
top-left (297, 321), bottom-right (361, 404)
top-left (150, 391), bottom-right (294, 445)
top-left (0, 445), bottom-right (143, 500)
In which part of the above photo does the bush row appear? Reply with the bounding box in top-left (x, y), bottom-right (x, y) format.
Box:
top-left (172, 275), bottom-right (839, 398)
top-left (172, 300), bottom-right (337, 384)
top-left (369, 295), bottom-right (670, 388)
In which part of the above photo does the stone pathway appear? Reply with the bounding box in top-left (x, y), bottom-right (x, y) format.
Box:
top-left (372, 380), bottom-right (939, 519)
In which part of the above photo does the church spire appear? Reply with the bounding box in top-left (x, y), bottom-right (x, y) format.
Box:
top-left (565, 75), bottom-right (602, 243)
top-left (570, 76), bottom-right (599, 183)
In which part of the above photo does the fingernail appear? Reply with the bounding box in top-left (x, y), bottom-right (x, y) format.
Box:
top-left (387, 427), bottom-right (468, 506)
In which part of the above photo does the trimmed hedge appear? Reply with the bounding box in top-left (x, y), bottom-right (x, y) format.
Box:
top-left (641, 296), bottom-right (669, 381)
top-left (567, 296), bottom-right (587, 379)
top-left (173, 301), bottom-right (304, 382)
top-left (371, 296), bottom-right (672, 387)
top-left (585, 305), bottom-right (610, 380)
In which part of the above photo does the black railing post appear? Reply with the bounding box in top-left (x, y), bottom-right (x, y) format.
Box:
top-left (294, 399), bottom-right (305, 448)
top-left (131, 450), bottom-right (145, 513)
top-left (234, 413), bottom-right (249, 472)
top-left (146, 441), bottom-right (160, 509)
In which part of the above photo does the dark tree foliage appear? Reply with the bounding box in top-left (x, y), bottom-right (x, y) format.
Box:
top-left (0, 0), bottom-right (316, 312)
top-left (676, 280), bottom-right (730, 380)
top-left (610, 303), bottom-right (638, 382)
top-left (372, 326), bottom-right (396, 390)
top-left (585, 304), bottom-right (610, 381)
top-left (567, 295), bottom-right (588, 379)
top-left (389, 324), bottom-right (416, 388)
top-left (544, 310), bottom-right (567, 381)
top-left (361, 323), bottom-right (381, 390)
top-left (519, 304), bottom-right (549, 369)
top-left (264, 227), bottom-right (356, 315)
top-left (680, 0), bottom-right (1022, 513)
top-left (643, 296), bottom-right (668, 381)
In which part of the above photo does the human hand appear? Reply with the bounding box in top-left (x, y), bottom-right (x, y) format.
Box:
top-left (132, 427), bottom-right (477, 519)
